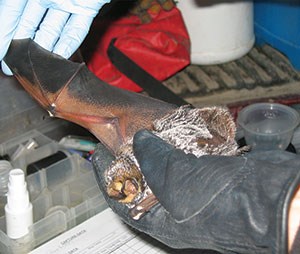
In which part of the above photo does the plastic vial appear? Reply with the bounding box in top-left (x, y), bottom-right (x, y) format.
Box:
top-left (5, 169), bottom-right (33, 239)
top-left (0, 160), bottom-right (13, 216)
top-left (0, 160), bottom-right (13, 196)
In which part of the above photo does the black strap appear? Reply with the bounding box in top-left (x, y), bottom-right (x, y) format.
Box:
top-left (107, 39), bottom-right (188, 106)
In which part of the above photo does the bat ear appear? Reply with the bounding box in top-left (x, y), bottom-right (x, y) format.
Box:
top-left (200, 107), bottom-right (237, 140)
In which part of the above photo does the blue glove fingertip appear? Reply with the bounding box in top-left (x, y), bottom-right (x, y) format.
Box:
top-left (1, 61), bottom-right (13, 76)
top-left (53, 14), bottom-right (93, 59)
top-left (13, 1), bottom-right (46, 40)
top-left (34, 9), bottom-right (70, 53)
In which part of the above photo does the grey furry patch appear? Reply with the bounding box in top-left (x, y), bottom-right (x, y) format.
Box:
top-left (153, 105), bottom-right (239, 157)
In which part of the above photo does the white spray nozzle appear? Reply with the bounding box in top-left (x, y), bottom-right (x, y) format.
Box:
top-left (6, 169), bottom-right (30, 209)
top-left (5, 169), bottom-right (33, 239)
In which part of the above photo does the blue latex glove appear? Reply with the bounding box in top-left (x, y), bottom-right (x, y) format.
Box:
top-left (0, 0), bottom-right (111, 75)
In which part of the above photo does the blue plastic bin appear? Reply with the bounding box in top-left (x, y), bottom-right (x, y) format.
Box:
top-left (254, 0), bottom-right (300, 70)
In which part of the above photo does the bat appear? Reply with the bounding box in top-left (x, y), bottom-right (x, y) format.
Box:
top-left (4, 39), bottom-right (244, 220)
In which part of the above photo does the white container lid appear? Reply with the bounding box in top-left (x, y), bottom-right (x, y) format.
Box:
top-left (177, 0), bottom-right (255, 65)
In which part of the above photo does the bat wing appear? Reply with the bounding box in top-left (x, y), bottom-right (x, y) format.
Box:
top-left (4, 39), bottom-right (176, 153)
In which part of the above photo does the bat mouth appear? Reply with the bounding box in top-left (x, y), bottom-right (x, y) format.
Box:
top-left (122, 178), bottom-right (140, 196)
top-left (107, 177), bottom-right (144, 203)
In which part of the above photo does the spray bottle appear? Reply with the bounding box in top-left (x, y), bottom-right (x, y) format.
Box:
top-left (5, 169), bottom-right (33, 239)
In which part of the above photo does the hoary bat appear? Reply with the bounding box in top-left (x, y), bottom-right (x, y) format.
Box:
top-left (4, 39), bottom-right (245, 220)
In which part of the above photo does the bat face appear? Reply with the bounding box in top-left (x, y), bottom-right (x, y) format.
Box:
top-left (4, 39), bottom-right (176, 154)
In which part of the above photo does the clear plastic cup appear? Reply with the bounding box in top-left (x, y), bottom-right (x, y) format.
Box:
top-left (237, 103), bottom-right (300, 150)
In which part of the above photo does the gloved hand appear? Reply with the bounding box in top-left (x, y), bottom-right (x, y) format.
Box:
top-left (92, 130), bottom-right (300, 254)
top-left (0, 0), bottom-right (111, 75)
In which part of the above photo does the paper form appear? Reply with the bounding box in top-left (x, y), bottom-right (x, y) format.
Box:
top-left (30, 208), bottom-right (201, 254)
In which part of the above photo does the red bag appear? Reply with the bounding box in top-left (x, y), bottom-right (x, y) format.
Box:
top-left (86, 4), bottom-right (190, 92)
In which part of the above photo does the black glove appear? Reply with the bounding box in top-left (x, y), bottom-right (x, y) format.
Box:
top-left (92, 130), bottom-right (300, 254)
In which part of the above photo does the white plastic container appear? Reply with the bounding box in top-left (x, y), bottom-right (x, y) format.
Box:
top-left (177, 0), bottom-right (255, 65)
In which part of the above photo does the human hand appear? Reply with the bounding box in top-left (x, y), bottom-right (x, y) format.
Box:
top-left (0, 0), bottom-right (111, 75)
top-left (92, 130), bottom-right (300, 253)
